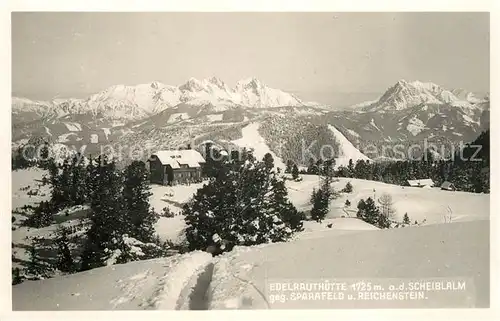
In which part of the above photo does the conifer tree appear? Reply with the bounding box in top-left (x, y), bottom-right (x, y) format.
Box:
top-left (310, 188), bottom-right (328, 222)
top-left (24, 240), bottom-right (50, 279)
top-left (347, 159), bottom-right (355, 178)
top-left (80, 156), bottom-right (124, 271)
top-left (70, 153), bottom-right (87, 206)
top-left (60, 158), bottom-right (72, 206)
top-left (357, 197), bottom-right (380, 225)
top-left (38, 142), bottom-right (51, 169)
top-left (55, 227), bottom-right (76, 273)
top-left (403, 213), bottom-right (410, 225)
top-left (343, 181), bottom-right (353, 193)
top-left (292, 164), bottom-right (300, 180)
top-left (183, 150), bottom-right (302, 253)
top-left (48, 158), bottom-right (64, 206)
top-left (122, 161), bottom-right (157, 242)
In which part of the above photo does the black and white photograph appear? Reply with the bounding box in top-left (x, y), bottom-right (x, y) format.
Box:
top-left (7, 8), bottom-right (494, 313)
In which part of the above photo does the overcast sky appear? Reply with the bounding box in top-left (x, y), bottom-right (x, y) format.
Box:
top-left (12, 12), bottom-right (489, 106)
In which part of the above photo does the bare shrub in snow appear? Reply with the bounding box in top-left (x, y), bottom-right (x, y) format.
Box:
top-left (378, 193), bottom-right (396, 220)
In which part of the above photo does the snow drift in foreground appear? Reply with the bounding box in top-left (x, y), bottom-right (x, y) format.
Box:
top-left (12, 221), bottom-right (489, 310)
top-left (12, 251), bottom-right (212, 311)
top-left (208, 220), bottom-right (489, 309)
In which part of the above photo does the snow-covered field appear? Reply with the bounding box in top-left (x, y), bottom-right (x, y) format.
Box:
top-left (149, 183), bottom-right (206, 243)
top-left (11, 169), bottom-right (490, 310)
top-left (12, 221), bottom-right (489, 309)
top-left (286, 175), bottom-right (489, 224)
top-left (12, 251), bottom-right (212, 310)
top-left (11, 168), bottom-right (50, 210)
top-left (208, 220), bottom-right (489, 309)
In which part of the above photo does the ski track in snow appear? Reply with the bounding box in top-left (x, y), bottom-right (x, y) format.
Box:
top-left (147, 251), bottom-right (213, 310)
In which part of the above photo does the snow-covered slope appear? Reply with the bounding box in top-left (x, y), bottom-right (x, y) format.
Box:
top-left (208, 220), bottom-right (489, 309)
top-left (12, 220), bottom-right (489, 310)
top-left (285, 176), bottom-right (489, 224)
top-left (12, 251), bottom-right (212, 310)
top-left (231, 122), bottom-right (286, 170)
top-left (327, 124), bottom-right (370, 168)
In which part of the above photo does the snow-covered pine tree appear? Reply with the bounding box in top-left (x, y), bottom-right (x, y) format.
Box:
top-left (70, 153), bottom-right (87, 206)
top-left (321, 158), bottom-right (336, 199)
top-left (122, 160), bottom-right (157, 242)
top-left (307, 157), bottom-right (319, 175)
top-left (310, 158), bottom-right (336, 223)
top-left (25, 201), bottom-right (54, 228)
top-left (377, 210), bottom-right (391, 229)
top-left (80, 156), bottom-right (124, 271)
top-left (183, 151), bottom-right (302, 253)
top-left (48, 157), bottom-right (64, 207)
top-left (268, 175), bottom-right (304, 233)
top-left (85, 155), bottom-right (98, 200)
top-left (263, 152), bottom-right (275, 170)
top-left (285, 160), bottom-right (294, 174)
top-left (60, 158), bottom-right (72, 207)
top-left (347, 159), bottom-right (355, 178)
top-left (24, 240), bottom-right (51, 280)
top-left (403, 213), bottom-right (410, 225)
top-left (55, 226), bottom-right (76, 273)
top-left (310, 188), bottom-right (328, 222)
top-left (357, 197), bottom-right (380, 226)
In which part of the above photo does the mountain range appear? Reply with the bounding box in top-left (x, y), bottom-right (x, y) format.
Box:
top-left (12, 77), bottom-right (307, 123)
top-left (12, 77), bottom-right (489, 166)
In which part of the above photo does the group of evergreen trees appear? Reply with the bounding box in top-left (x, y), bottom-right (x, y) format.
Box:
top-left (183, 150), bottom-right (304, 254)
top-left (335, 130), bottom-right (490, 193)
top-left (19, 154), bottom-right (166, 280)
top-left (24, 153), bottom-right (89, 228)
top-left (356, 197), bottom-right (391, 229)
top-left (12, 141), bottom-right (51, 171)
top-left (78, 157), bottom-right (165, 270)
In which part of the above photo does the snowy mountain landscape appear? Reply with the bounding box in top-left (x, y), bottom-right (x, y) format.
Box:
top-left (11, 76), bottom-right (491, 311)
top-left (12, 78), bottom-right (489, 165)
top-left (10, 11), bottom-right (492, 314)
